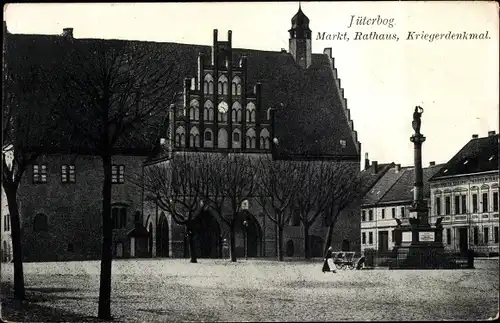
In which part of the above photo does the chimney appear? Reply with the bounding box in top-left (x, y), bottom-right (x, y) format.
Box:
top-left (488, 130), bottom-right (496, 137)
top-left (371, 161), bottom-right (378, 174)
top-left (323, 48), bottom-right (332, 58)
top-left (395, 164), bottom-right (401, 173)
top-left (364, 152), bottom-right (370, 171)
top-left (62, 28), bottom-right (73, 38)
top-left (472, 134), bottom-right (479, 139)
top-left (429, 161), bottom-right (436, 166)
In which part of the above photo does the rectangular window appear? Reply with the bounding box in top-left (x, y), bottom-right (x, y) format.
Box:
top-left (446, 228), bottom-right (451, 245)
top-left (473, 227), bottom-right (478, 245)
top-left (3, 214), bottom-right (10, 232)
top-left (493, 192), bottom-right (498, 212)
top-left (472, 194), bottom-right (478, 213)
top-left (361, 210), bottom-right (366, 222)
top-left (381, 209), bottom-right (385, 219)
top-left (461, 195), bottom-right (467, 214)
top-left (61, 165), bottom-right (76, 183)
top-left (112, 165), bottom-right (125, 184)
top-left (436, 197), bottom-right (441, 215)
top-left (482, 193), bottom-right (488, 213)
top-left (368, 210), bottom-right (373, 221)
top-left (454, 195), bottom-right (460, 215)
top-left (400, 207), bottom-right (405, 218)
top-left (445, 196), bottom-right (451, 215)
top-left (362, 232), bottom-right (366, 244)
top-left (32, 164), bottom-right (48, 184)
top-left (368, 232), bottom-right (373, 244)
top-left (494, 227), bottom-right (499, 243)
top-left (391, 230), bottom-right (395, 242)
top-left (392, 208), bottom-right (396, 218)
top-left (484, 227), bottom-right (489, 244)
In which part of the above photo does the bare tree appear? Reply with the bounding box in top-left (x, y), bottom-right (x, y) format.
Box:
top-left (56, 39), bottom-right (184, 319)
top-left (2, 53), bottom-right (60, 300)
top-left (255, 155), bottom-right (305, 261)
top-left (322, 162), bottom-right (364, 256)
top-left (293, 161), bottom-right (334, 259)
top-left (201, 153), bottom-right (257, 262)
top-left (142, 152), bottom-right (211, 263)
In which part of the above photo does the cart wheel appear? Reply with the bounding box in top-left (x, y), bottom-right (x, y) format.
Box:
top-left (348, 263), bottom-right (355, 270)
top-left (335, 262), bottom-right (343, 270)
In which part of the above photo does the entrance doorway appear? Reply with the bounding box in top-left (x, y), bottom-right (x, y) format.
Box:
top-left (156, 213), bottom-right (169, 257)
top-left (459, 227), bottom-right (468, 255)
top-left (235, 212), bottom-right (262, 258)
top-left (378, 231), bottom-right (389, 252)
top-left (193, 211), bottom-right (221, 258)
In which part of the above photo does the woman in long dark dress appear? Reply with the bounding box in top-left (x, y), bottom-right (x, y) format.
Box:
top-left (322, 246), bottom-right (334, 273)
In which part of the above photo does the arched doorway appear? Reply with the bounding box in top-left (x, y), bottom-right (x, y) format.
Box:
top-left (310, 236), bottom-right (324, 257)
top-left (156, 213), bottom-right (169, 257)
top-left (235, 212), bottom-right (262, 258)
top-left (193, 211), bottom-right (221, 258)
top-left (148, 223), bottom-right (153, 257)
top-left (286, 240), bottom-right (294, 257)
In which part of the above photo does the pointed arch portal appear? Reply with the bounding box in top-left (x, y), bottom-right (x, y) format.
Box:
top-left (192, 211), bottom-right (221, 258)
top-left (156, 213), bottom-right (169, 257)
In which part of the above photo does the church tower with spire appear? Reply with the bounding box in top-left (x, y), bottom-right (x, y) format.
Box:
top-left (288, 4), bottom-right (312, 69)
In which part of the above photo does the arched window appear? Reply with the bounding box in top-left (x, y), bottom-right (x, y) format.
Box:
top-left (231, 101), bottom-right (242, 123)
top-left (246, 102), bottom-right (256, 123)
top-left (218, 128), bottom-right (228, 148)
top-left (204, 74), bottom-right (214, 94)
top-left (204, 129), bottom-right (213, 148)
top-left (246, 128), bottom-right (256, 149)
top-left (232, 128), bottom-right (242, 148)
top-left (189, 99), bottom-right (200, 121)
top-left (175, 126), bottom-right (185, 147)
top-left (33, 213), bottom-right (48, 232)
top-left (204, 100), bottom-right (214, 122)
top-left (260, 128), bottom-right (270, 149)
top-left (190, 126), bottom-right (200, 148)
top-left (218, 75), bottom-right (228, 95)
top-left (232, 76), bottom-right (242, 95)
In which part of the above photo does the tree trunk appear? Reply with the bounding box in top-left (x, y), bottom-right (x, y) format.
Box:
top-left (229, 219), bottom-right (237, 262)
top-left (187, 224), bottom-right (197, 263)
top-left (304, 224), bottom-right (310, 259)
top-left (5, 185), bottom-right (25, 300)
top-left (98, 155), bottom-right (113, 320)
top-left (323, 216), bottom-right (338, 256)
top-left (277, 224), bottom-right (284, 261)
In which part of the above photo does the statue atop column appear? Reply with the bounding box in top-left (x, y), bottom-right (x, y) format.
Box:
top-left (412, 106), bottom-right (424, 135)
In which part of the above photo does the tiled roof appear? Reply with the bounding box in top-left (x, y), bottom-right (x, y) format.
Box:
top-left (5, 31), bottom-right (360, 160)
top-left (378, 164), bottom-right (444, 204)
top-left (430, 134), bottom-right (499, 180)
top-left (362, 165), bottom-right (407, 206)
top-left (359, 162), bottom-right (394, 199)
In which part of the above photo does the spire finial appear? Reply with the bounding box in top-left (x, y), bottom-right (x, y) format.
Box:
top-left (299, 1), bottom-right (301, 9)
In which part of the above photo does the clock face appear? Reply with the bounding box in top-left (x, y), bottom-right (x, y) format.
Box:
top-left (218, 101), bottom-right (228, 113)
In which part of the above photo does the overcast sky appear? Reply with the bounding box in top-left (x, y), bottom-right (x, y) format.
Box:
top-left (4, 2), bottom-right (499, 167)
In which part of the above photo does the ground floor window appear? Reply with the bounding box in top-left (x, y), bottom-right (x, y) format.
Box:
top-left (484, 227), bottom-right (489, 244)
top-left (473, 227), bottom-right (478, 245)
top-left (494, 227), bottom-right (499, 243)
top-left (368, 232), bottom-right (373, 245)
top-left (362, 232), bottom-right (366, 244)
top-left (446, 228), bottom-right (451, 245)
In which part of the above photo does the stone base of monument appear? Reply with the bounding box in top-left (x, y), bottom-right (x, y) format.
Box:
top-left (389, 214), bottom-right (446, 269)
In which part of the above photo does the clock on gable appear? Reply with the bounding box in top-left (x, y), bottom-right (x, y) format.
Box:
top-left (218, 101), bottom-right (228, 113)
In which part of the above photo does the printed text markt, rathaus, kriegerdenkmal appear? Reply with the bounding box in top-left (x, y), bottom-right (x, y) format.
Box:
top-left (316, 30), bottom-right (490, 42)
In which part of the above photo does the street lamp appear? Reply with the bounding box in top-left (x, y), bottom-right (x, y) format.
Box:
top-left (243, 220), bottom-right (248, 260)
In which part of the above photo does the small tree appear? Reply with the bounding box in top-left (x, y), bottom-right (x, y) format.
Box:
top-left (202, 153), bottom-right (257, 262)
top-left (322, 162), bottom-right (364, 256)
top-left (255, 155), bottom-right (305, 261)
top-left (2, 57), bottom-right (60, 300)
top-left (293, 161), bottom-right (334, 259)
top-left (143, 152), bottom-right (210, 263)
top-left (57, 39), bottom-right (184, 319)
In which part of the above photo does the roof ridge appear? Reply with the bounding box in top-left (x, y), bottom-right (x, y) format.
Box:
top-left (376, 168), bottom-right (408, 203)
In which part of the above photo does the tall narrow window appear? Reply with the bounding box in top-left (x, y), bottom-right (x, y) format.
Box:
top-left (473, 227), bottom-right (478, 245)
top-left (392, 208), bottom-right (396, 218)
top-left (61, 165), bottom-right (76, 183)
top-left (204, 74), bottom-right (214, 94)
top-left (484, 227), bottom-right (489, 244)
top-left (400, 207), bottom-right (405, 218)
top-left (435, 197), bottom-right (441, 215)
top-left (472, 194), bottom-right (478, 213)
top-left (446, 228), bottom-right (451, 245)
top-left (445, 196), bottom-right (451, 215)
top-left (246, 128), bottom-right (256, 149)
top-left (362, 232), bottom-right (366, 244)
top-left (493, 192), bottom-right (498, 212)
top-left (494, 227), bottom-right (499, 243)
top-left (33, 164), bottom-right (48, 184)
top-left (461, 195), bottom-right (467, 214)
top-left (232, 76), bottom-right (242, 95)
top-left (246, 102), bottom-right (256, 123)
top-left (368, 232), bottom-right (373, 244)
top-left (368, 210), bottom-right (373, 221)
top-left (112, 165), bottom-right (125, 184)
top-left (361, 210), bottom-right (366, 222)
top-left (482, 192), bottom-right (488, 213)
top-left (204, 100), bottom-right (214, 122)
top-left (454, 195), bottom-right (460, 215)
top-left (381, 209), bottom-right (385, 219)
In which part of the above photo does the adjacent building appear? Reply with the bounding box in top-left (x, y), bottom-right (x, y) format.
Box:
top-left (429, 132), bottom-right (499, 256)
top-left (1, 150), bottom-right (13, 262)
